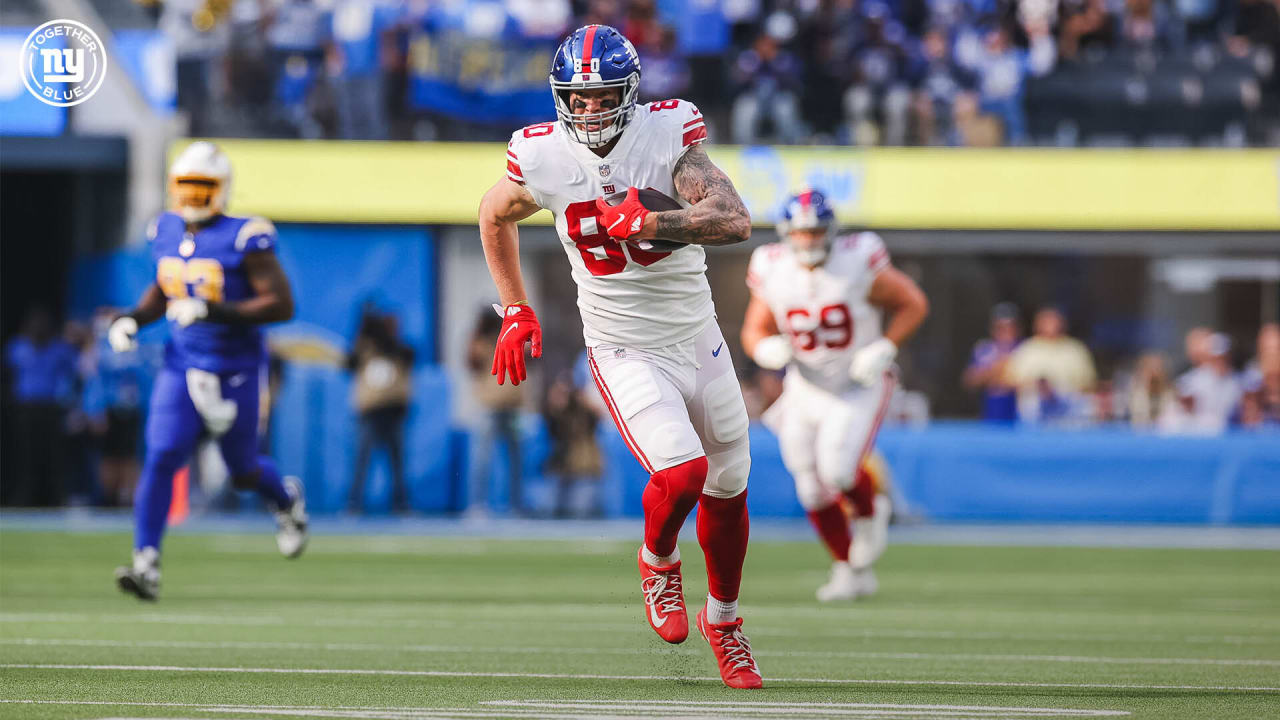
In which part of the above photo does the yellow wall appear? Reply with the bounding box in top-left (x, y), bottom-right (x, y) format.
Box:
top-left (180, 140), bottom-right (1280, 231)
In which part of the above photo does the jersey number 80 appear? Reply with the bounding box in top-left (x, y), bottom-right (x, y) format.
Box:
top-left (565, 200), bottom-right (672, 277)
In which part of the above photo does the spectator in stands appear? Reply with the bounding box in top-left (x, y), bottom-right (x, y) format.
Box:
top-left (1182, 325), bottom-right (1213, 372)
top-left (87, 309), bottom-right (147, 507)
top-left (1240, 323), bottom-right (1280, 428)
top-left (911, 26), bottom-right (979, 145)
top-left (964, 302), bottom-right (1023, 423)
top-left (638, 26), bottom-right (691, 100)
top-left (466, 307), bottom-right (527, 516)
top-left (794, 0), bottom-right (859, 140)
top-left (622, 0), bottom-right (663, 51)
top-left (1057, 0), bottom-right (1116, 60)
top-left (543, 360), bottom-right (605, 518)
top-left (675, 0), bottom-right (734, 128)
top-left (845, 2), bottom-right (914, 145)
top-left (583, 0), bottom-right (624, 27)
top-left (731, 26), bottom-right (804, 144)
top-left (1228, 0), bottom-right (1280, 124)
top-left (506, 0), bottom-right (572, 40)
top-left (267, 0), bottom-right (331, 138)
top-left (1173, 332), bottom-right (1241, 434)
top-left (63, 320), bottom-right (100, 506)
top-left (160, 0), bottom-right (233, 135)
top-left (1174, 0), bottom-right (1226, 46)
top-left (1116, 0), bottom-right (1183, 53)
top-left (3, 308), bottom-right (77, 507)
top-left (1126, 352), bottom-right (1177, 429)
top-left (958, 20), bottom-right (1056, 144)
top-left (1005, 306), bottom-right (1097, 423)
top-left (327, 0), bottom-right (403, 140)
top-left (346, 306), bottom-right (415, 514)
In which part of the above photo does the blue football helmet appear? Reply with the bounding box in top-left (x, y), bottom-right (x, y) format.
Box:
top-left (549, 25), bottom-right (642, 148)
top-left (777, 189), bottom-right (838, 266)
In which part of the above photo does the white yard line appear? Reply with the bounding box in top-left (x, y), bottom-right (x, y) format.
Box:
top-left (486, 700), bottom-right (1130, 716)
top-left (3, 637), bottom-right (1277, 668)
top-left (0, 698), bottom-right (1134, 719)
top-left (1, 663), bottom-right (1277, 692)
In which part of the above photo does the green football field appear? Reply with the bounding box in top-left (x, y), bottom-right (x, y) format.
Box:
top-left (1, 528), bottom-right (1278, 720)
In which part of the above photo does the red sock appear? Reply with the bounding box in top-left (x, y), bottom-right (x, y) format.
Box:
top-left (642, 457), bottom-right (708, 558)
top-left (806, 503), bottom-right (852, 561)
top-left (696, 491), bottom-right (749, 602)
top-left (845, 468), bottom-right (876, 518)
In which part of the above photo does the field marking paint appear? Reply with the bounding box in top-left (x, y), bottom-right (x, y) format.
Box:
top-left (3, 637), bottom-right (1277, 668)
top-left (0, 698), bottom-right (1134, 719)
top-left (3, 613), bottom-right (1276, 647)
top-left (486, 700), bottom-right (1130, 716)
top-left (2, 664), bottom-right (1277, 693)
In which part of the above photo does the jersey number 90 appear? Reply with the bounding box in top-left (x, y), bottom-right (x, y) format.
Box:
top-left (157, 257), bottom-right (225, 303)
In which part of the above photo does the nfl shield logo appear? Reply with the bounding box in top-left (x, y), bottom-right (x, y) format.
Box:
top-left (599, 164), bottom-right (611, 178)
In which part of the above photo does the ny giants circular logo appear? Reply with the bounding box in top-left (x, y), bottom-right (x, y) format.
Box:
top-left (21, 19), bottom-right (108, 107)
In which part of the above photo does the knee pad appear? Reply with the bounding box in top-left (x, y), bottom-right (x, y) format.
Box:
top-left (793, 470), bottom-right (839, 511)
top-left (703, 441), bottom-right (750, 499)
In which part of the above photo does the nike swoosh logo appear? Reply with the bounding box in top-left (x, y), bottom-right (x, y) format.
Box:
top-left (607, 216), bottom-right (626, 232)
top-left (228, 374), bottom-right (247, 387)
top-left (712, 343), bottom-right (723, 357)
top-left (501, 323), bottom-right (519, 342)
top-left (648, 602), bottom-right (668, 628)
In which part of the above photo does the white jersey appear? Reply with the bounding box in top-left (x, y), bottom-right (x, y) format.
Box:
top-left (747, 232), bottom-right (890, 395)
top-left (506, 99), bottom-right (714, 349)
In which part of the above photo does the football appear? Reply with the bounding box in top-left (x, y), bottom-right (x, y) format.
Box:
top-left (603, 187), bottom-right (688, 252)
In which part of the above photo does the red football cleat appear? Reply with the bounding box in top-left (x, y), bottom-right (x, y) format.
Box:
top-left (637, 548), bottom-right (688, 643)
top-left (696, 607), bottom-right (763, 689)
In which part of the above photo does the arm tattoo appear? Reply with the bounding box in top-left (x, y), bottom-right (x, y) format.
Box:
top-left (656, 147), bottom-right (751, 246)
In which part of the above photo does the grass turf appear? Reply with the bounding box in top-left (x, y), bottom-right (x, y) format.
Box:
top-left (0, 528), bottom-right (1277, 719)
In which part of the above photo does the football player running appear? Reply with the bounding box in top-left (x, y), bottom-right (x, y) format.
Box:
top-left (108, 142), bottom-right (308, 601)
top-left (742, 189), bottom-right (927, 602)
top-left (478, 25), bottom-right (761, 688)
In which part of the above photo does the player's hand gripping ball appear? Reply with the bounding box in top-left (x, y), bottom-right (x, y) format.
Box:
top-left (491, 302), bottom-right (542, 386)
top-left (595, 187), bottom-right (687, 252)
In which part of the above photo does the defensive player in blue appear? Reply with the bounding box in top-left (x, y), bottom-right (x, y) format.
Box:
top-left (107, 142), bottom-right (308, 601)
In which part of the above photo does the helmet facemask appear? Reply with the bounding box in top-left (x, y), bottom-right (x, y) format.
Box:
top-left (168, 141), bottom-right (232, 224)
top-left (169, 176), bottom-right (226, 224)
top-left (551, 74), bottom-right (639, 148)
top-left (779, 219), bottom-right (836, 267)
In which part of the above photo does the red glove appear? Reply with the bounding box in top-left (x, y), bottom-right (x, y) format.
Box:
top-left (594, 187), bottom-right (650, 242)
top-left (491, 302), bottom-right (542, 386)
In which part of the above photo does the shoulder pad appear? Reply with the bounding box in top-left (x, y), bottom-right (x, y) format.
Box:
top-left (235, 216), bottom-right (277, 252)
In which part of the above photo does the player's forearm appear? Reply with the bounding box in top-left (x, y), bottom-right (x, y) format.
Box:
top-left (740, 325), bottom-right (769, 357)
top-left (125, 284), bottom-right (167, 327)
top-left (882, 293), bottom-right (929, 348)
top-left (206, 294), bottom-right (294, 325)
top-left (648, 195), bottom-right (751, 246)
top-left (480, 218), bottom-right (530, 306)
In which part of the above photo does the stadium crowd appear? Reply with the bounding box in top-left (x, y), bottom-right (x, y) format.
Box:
top-left (963, 306), bottom-right (1280, 432)
top-left (4, 298), bottom-right (1276, 509)
top-left (122, 0), bottom-right (1279, 146)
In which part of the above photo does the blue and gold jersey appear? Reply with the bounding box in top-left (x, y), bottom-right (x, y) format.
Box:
top-left (149, 212), bottom-right (277, 373)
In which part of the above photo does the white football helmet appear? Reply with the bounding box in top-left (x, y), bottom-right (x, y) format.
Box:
top-left (168, 141), bottom-right (232, 224)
